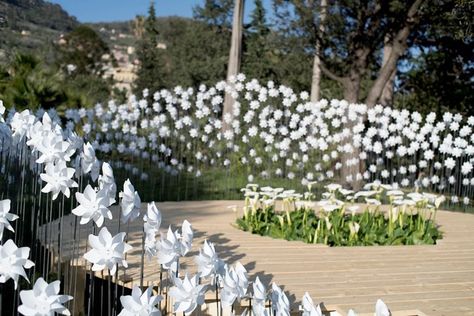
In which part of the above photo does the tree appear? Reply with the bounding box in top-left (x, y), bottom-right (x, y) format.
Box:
top-left (59, 25), bottom-right (110, 76)
top-left (134, 1), bottom-right (168, 95)
top-left (242, 0), bottom-right (274, 80)
top-left (223, 0), bottom-right (245, 131)
top-left (310, 0), bottom-right (327, 102)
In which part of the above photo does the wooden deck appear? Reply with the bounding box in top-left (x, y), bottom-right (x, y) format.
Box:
top-left (44, 201), bottom-right (474, 315)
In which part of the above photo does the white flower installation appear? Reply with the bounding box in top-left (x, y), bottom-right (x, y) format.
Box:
top-left (300, 292), bottom-right (322, 316)
top-left (220, 262), bottom-right (249, 307)
top-left (169, 273), bottom-right (207, 314)
top-left (118, 286), bottom-right (163, 316)
top-left (40, 160), bottom-right (78, 200)
top-left (0, 199), bottom-right (18, 239)
top-left (0, 239), bottom-right (34, 289)
top-left (120, 179), bottom-right (142, 223)
top-left (195, 239), bottom-right (225, 281)
top-left (156, 220), bottom-right (193, 272)
top-left (375, 299), bottom-right (391, 316)
top-left (18, 277), bottom-right (73, 316)
top-left (144, 202), bottom-right (162, 235)
top-left (98, 162), bottom-right (117, 205)
top-left (271, 283), bottom-right (290, 316)
top-left (252, 276), bottom-right (269, 316)
top-left (72, 184), bottom-right (112, 227)
top-left (83, 226), bottom-right (132, 275)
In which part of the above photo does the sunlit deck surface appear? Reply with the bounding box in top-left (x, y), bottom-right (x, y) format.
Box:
top-left (44, 201), bottom-right (474, 315)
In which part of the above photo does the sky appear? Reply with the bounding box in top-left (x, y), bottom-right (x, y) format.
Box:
top-left (48, 0), bottom-right (273, 23)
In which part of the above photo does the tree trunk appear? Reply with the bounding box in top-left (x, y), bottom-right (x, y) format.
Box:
top-left (222, 0), bottom-right (245, 131)
top-left (365, 0), bottom-right (424, 108)
top-left (310, 0), bottom-right (328, 102)
top-left (341, 72), bottom-right (362, 189)
top-left (379, 36), bottom-right (397, 106)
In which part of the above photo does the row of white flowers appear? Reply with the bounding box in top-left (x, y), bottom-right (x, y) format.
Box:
top-left (20, 74), bottom-right (470, 205)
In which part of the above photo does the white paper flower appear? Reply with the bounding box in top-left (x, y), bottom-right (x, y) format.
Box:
top-left (375, 299), bottom-right (390, 316)
top-left (252, 277), bottom-right (268, 316)
top-left (0, 239), bottom-right (34, 289)
top-left (221, 262), bottom-right (248, 307)
top-left (40, 161), bottom-right (78, 200)
top-left (118, 286), bottom-right (162, 316)
top-left (144, 202), bottom-right (161, 235)
top-left (83, 227), bottom-right (132, 274)
top-left (347, 309), bottom-right (357, 316)
top-left (195, 240), bottom-right (224, 280)
top-left (98, 162), bottom-right (117, 205)
top-left (169, 273), bottom-right (207, 314)
top-left (120, 179), bottom-right (141, 223)
top-left (72, 185), bottom-right (112, 227)
top-left (0, 199), bottom-right (18, 239)
top-left (300, 292), bottom-right (322, 316)
top-left (0, 100), bottom-right (5, 122)
top-left (36, 134), bottom-right (72, 165)
top-left (81, 142), bottom-right (97, 175)
top-left (271, 283), bottom-right (290, 316)
top-left (18, 277), bottom-right (72, 316)
top-left (156, 220), bottom-right (193, 272)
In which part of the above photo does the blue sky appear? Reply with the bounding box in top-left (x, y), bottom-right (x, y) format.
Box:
top-left (48, 0), bottom-right (273, 23)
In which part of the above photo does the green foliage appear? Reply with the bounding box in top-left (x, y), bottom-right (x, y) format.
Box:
top-left (134, 2), bottom-right (169, 95)
top-left (59, 25), bottom-right (110, 76)
top-left (237, 206), bottom-right (442, 246)
top-left (0, 54), bottom-right (67, 110)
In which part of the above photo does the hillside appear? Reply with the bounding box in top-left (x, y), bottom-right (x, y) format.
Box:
top-left (0, 0), bottom-right (78, 62)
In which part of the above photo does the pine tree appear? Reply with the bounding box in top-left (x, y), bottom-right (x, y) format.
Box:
top-left (134, 1), bottom-right (168, 96)
top-left (242, 0), bottom-right (273, 80)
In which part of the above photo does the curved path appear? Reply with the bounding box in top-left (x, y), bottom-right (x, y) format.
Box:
top-left (48, 201), bottom-right (474, 315)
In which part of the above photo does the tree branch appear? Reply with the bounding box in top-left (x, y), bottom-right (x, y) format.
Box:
top-left (320, 61), bottom-right (345, 84)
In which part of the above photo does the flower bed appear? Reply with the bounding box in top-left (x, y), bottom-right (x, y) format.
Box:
top-left (236, 184), bottom-right (443, 246)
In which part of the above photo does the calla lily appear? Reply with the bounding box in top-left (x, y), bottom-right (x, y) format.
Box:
top-left (72, 185), bottom-right (112, 227)
top-left (40, 160), bottom-right (78, 200)
top-left (221, 262), bottom-right (248, 307)
top-left (169, 273), bottom-right (207, 314)
top-left (83, 227), bottom-right (132, 275)
top-left (300, 292), bottom-right (322, 316)
top-left (118, 286), bottom-right (162, 316)
top-left (120, 179), bottom-right (141, 223)
top-left (0, 199), bottom-right (18, 239)
top-left (18, 277), bottom-right (72, 316)
top-left (195, 240), bottom-right (225, 281)
top-left (0, 239), bottom-right (34, 289)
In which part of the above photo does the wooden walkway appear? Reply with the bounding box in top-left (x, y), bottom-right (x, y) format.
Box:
top-left (46, 201), bottom-right (474, 315)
